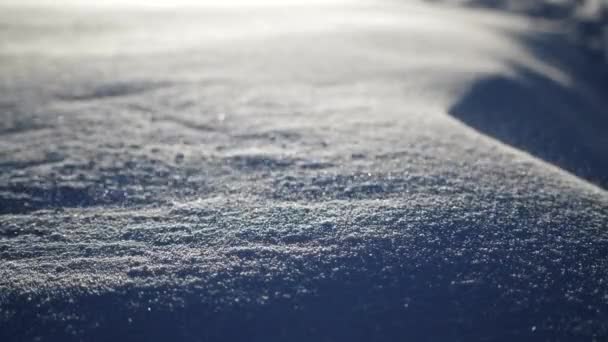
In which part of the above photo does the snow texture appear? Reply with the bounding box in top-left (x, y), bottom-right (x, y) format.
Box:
top-left (1, 1), bottom-right (608, 341)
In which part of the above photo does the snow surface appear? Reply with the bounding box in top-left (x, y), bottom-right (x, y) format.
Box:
top-left (1, 1), bottom-right (608, 341)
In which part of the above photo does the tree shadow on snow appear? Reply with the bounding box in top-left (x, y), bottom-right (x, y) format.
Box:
top-left (449, 57), bottom-right (608, 188)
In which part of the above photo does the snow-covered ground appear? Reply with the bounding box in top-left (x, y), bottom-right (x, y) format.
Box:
top-left (1, 0), bottom-right (607, 341)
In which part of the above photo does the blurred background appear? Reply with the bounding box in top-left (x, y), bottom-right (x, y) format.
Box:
top-left (436, 0), bottom-right (608, 62)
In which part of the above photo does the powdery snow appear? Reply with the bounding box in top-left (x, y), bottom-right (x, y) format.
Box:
top-left (1, 1), bottom-right (607, 341)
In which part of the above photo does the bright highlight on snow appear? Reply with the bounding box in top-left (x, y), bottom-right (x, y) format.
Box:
top-left (1, 0), bottom-right (360, 8)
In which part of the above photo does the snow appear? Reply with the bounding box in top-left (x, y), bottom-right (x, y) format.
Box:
top-left (1, 0), bottom-right (608, 341)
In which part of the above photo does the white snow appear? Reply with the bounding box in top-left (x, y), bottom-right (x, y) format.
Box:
top-left (1, 0), bottom-right (607, 341)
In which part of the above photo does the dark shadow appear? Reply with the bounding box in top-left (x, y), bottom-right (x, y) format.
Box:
top-left (425, 0), bottom-right (577, 19)
top-left (449, 64), bottom-right (608, 188)
top-left (515, 29), bottom-right (608, 86)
